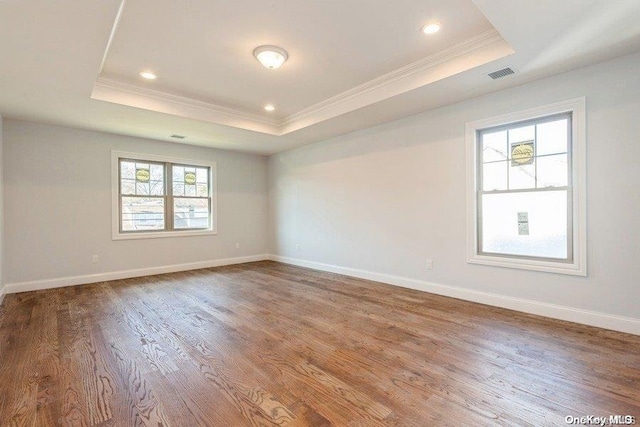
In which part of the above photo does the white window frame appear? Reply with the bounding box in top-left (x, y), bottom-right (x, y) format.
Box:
top-left (465, 97), bottom-right (587, 276)
top-left (111, 151), bottom-right (218, 240)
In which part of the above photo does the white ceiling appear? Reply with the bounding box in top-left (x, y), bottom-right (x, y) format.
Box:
top-left (1, 0), bottom-right (640, 154)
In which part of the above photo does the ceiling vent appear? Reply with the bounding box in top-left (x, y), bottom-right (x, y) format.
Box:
top-left (488, 67), bottom-right (515, 80)
top-left (170, 134), bottom-right (186, 139)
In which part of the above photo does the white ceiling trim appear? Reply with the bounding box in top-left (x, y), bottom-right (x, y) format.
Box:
top-left (91, 77), bottom-right (281, 135)
top-left (280, 29), bottom-right (513, 134)
top-left (92, 8), bottom-right (513, 136)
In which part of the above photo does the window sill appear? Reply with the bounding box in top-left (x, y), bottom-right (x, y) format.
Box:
top-left (112, 229), bottom-right (217, 241)
top-left (468, 254), bottom-right (586, 276)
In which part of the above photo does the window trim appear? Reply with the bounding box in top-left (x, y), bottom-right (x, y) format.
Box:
top-left (465, 98), bottom-right (587, 276)
top-left (111, 151), bottom-right (218, 240)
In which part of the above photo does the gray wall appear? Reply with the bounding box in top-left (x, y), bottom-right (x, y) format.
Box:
top-left (269, 52), bottom-right (640, 320)
top-left (3, 121), bottom-right (269, 284)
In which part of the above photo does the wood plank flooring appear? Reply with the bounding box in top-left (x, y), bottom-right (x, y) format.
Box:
top-left (0, 261), bottom-right (638, 426)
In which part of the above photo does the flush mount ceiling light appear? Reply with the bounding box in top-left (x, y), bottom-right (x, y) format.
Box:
top-left (421, 22), bottom-right (441, 35)
top-left (139, 71), bottom-right (158, 80)
top-left (264, 104), bottom-right (275, 112)
top-left (253, 45), bottom-right (288, 69)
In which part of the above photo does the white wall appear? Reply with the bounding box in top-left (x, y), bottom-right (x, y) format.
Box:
top-left (269, 52), bottom-right (640, 331)
top-left (3, 121), bottom-right (268, 287)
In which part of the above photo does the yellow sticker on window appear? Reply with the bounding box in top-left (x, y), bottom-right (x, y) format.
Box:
top-left (136, 168), bottom-right (150, 182)
top-left (184, 171), bottom-right (196, 185)
top-left (511, 141), bottom-right (534, 166)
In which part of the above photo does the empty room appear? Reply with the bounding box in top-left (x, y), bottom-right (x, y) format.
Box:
top-left (1, 0), bottom-right (639, 426)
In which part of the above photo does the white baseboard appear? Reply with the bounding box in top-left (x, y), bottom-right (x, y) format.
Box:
top-left (4, 254), bottom-right (269, 295)
top-left (0, 284), bottom-right (5, 307)
top-left (269, 254), bottom-right (640, 336)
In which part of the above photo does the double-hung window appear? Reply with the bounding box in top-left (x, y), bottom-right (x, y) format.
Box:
top-left (112, 152), bottom-right (217, 239)
top-left (466, 98), bottom-right (586, 275)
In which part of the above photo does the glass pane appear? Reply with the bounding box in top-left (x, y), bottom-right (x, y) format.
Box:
top-left (120, 161), bottom-right (135, 179)
top-left (197, 184), bottom-right (208, 197)
top-left (537, 118), bottom-right (568, 156)
top-left (185, 184), bottom-right (196, 197)
top-left (196, 168), bottom-right (208, 184)
top-left (135, 181), bottom-right (150, 195)
top-left (173, 198), bottom-right (210, 229)
top-left (150, 164), bottom-right (164, 181)
top-left (483, 161), bottom-right (507, 191)
top-left (481, 191), bottom-right (568, 259)
top-left (508, 125), bottom-right (535, 159)
top-left (173, 166), bottom-right (184, 183)
top-left (149, 180), bottom-right (164, 196)
top-left (121, 179), bottom-right (135, 195)
top-left (537, 154), bottom-right (568, 188)
top-left (509, 162), bottom-right (535, 190)
top-left (482, 131), bottom-right (507, 163)
top-left (121, 160), bottom-right (165, 197)
top-left (121, 197), bottom-right (165, 231)
top-left (173, 183), bottom-right (185, 197)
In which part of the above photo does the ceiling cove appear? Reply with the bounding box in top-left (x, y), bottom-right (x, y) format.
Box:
top-left (91, 0), bottom-right (514, 136)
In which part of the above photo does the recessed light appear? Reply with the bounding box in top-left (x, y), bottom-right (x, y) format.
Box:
top-left (139, 71), bottom-right (158, 80)
top-left (264, 104), bottom-right (275, 112)
top-left (253, 45), bottom-right (288, 70)
top-left (421, 22), bottom-right (441, 35)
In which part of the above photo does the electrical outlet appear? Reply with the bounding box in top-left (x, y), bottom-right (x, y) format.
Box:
top-left (426, 259), bottom-right (433, 270)
top-left (235, 243), bottom-right (240, 249)
top-left (296, 243), bottom-right (300, 250)
top-left (92, 255), bottom-right (99, 264)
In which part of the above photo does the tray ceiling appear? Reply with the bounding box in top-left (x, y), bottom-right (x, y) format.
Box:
top-left (92, 0), bottom-right (513, 135)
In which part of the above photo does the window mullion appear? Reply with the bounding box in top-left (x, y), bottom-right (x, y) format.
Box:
top-left (166, 162), bottom-right (173, 231)
top-left (566, 115), bottom-right (574, 262)
top-left (534, 123), bottom-right (538, 189)
top-left (506, 129), bottom-right (510, 190)
top-left (481, 186), bottom-right (570, 196)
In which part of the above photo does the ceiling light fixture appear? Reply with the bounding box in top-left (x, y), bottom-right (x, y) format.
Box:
top-left (264, 104), bottom-right (275, 112)
top-left (253, 45), bottom-right (288, 69)
top-left (139, 71), bottom-right (158, 80)
top-left (421, 22), bottom-right (441, 35)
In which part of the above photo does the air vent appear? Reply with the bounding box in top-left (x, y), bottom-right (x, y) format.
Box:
top-left (488, 67), bottom-right (515, 80)
top-left (170, 134), bottom-right (186, 139)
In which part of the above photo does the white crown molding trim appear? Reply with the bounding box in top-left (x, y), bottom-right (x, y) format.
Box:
top-left (92, 78), bottom-right (281, 135)
top-left (269, 255), bottom-right (640, 336)
top-left (4, 254), bottom-right (269, 294)
top-left (280, 29), bottom-right (513, 133)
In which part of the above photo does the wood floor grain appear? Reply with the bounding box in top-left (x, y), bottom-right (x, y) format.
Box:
top-left (0, 261), bottom-right (638, 426)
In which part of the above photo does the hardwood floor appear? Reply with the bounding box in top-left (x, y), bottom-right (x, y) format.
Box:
top-left (0, 261), bottom-right (638, 426)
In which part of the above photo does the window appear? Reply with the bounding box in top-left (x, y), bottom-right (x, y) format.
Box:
top-left (466, 98), bottom-right (586, 275)
top-left (112, 152), bottom-right (217, 239)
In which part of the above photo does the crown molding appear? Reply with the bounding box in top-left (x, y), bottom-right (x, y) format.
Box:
top-left (279, 29), bottom-right (513, 134)
top-left (283, 30), bottom-right (508, 125)
top-left (92, 77), bottom-right (281, 135)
